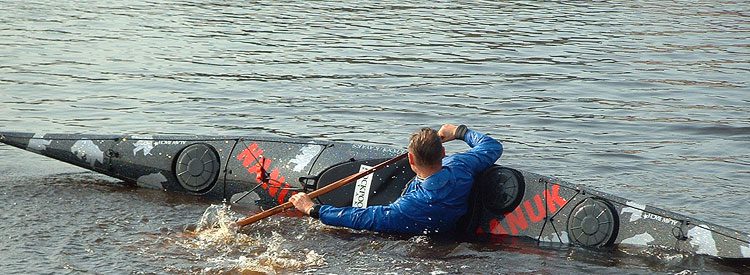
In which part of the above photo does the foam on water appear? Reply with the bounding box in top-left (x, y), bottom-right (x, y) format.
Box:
top-left (210, 232), bottom-right (326, 274)
top-left (179, 204), bottom-right (326, 274)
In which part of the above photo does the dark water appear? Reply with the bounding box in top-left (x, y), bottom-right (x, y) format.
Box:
top-left (1, 0), bottom-right (749, 274)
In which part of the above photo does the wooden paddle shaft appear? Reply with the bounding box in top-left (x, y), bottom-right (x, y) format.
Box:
top-left (236, 152), bottom-right (408, 227)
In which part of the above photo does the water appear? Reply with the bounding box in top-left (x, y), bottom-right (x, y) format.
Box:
top-left (1, 0), bottom-right (748, 273)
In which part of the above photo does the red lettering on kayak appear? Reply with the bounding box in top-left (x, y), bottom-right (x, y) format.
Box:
top-left (544, 184), bottom-right (566, 213)
top-left (247, 157), bottom-right (271, 177)
top-left (489, 218), bottom-right (508, 235)
top-left (273, 174), bottom-right (289, 204)
top-left (483, 184), bottom-right (568, 236)
top-left (236, 143), bottom-right (296, 205)
top-left (265, 169), bottom-right (283, 199)
top-left (504, 207), bottom-right (528, 235)
top-left (524, 195), bottom-right (545, 223)
top-left (237, 143), bottom-right (263, 167)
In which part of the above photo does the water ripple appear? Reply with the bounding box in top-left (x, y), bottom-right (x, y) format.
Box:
top-left (0, 0), bottom-right (748, 273)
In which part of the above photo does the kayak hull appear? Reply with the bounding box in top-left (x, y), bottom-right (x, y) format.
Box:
top-left (463, 166), bottom-right (750, 259)
top-left (1, 131), bottom-right (748, 259)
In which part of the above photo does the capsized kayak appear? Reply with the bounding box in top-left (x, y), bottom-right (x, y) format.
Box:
top-left (1, 131), bottom-right (748, 259)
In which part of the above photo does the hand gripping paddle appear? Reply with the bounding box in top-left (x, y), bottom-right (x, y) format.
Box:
top-left (235, 152), bottom-right (408, 228)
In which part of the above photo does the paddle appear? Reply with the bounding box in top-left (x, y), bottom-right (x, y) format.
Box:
top-left (235, 152), bottom-right (408, 228)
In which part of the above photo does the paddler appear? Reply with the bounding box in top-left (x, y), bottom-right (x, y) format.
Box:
top-left (289, 124), bottom-right (502, 234)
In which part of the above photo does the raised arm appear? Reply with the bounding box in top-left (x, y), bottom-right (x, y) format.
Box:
top-left (443, 125), bottom-right (503, 176)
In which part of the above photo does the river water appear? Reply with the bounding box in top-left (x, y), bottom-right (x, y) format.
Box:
top-left (1, 0), bottom-right (748, 274)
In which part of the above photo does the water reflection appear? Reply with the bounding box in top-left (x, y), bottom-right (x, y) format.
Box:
top-left (0, 0), bottom-right (748, 273)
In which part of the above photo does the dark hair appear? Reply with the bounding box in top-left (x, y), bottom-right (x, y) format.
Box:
top-left (408, 128), bottom-right (443, 166)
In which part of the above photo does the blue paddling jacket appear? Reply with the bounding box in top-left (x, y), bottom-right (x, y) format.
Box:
top-left (314, 129), bottom-right (502, 234)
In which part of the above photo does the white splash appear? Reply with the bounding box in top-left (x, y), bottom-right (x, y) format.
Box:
top-left (288, 144), bottom-right (322, 172)
top-left (621, 232), bottom-right (655, 246)
top-left (27, 133), bottom-right (51, 152)
top-left (687, 225), bottom-right (718, 256)
top-left (132, 135), bottom-right (155, 156)
top-left (195, 204), bottom-right (241, 233)
top-left (218, 234), bottom-right (326, 274)
top-left (71, 140), bottom-right (104, 167)
top-left (740, 234), bottom-right (750, 257)
top-left (136, 172), bottom-right (167, 189)
top-left (410, 235), bottom-right (430, 244)
top-left (182, 205), bottom-right (326, 273)
top-left (621, 201), bottom-right (646, 222)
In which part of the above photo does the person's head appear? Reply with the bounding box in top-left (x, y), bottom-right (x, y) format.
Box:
top-left (407, 127), bottom-right (445, 170)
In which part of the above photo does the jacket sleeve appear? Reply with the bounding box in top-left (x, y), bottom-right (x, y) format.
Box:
top-left (446, 128), bottom-right (503, 176)
top-left (317, 200), bottom-right (418, 234)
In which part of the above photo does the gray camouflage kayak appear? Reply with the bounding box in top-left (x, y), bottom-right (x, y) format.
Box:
top-left (1, 131), bottom-right (748, 259)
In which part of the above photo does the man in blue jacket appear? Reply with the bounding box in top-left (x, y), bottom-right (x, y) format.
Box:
top-left (289, 124), bottom-right (502, 234)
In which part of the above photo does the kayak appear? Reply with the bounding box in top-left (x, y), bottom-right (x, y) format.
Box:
top-left (1, 131), bottom-right (748, 259)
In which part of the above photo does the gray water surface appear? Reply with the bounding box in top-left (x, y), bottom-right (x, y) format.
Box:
top-left (1, 1), bottom-right (749, 274)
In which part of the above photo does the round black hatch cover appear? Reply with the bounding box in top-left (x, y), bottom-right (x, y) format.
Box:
top-left (174, 143), bottom-right (220, 193)
top-left (477, 165), bottom-right (525, 215)
top-left (567, 198), bottom-right (618, 247)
